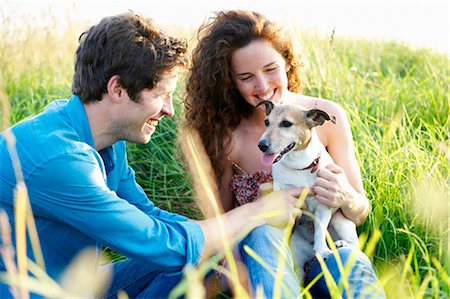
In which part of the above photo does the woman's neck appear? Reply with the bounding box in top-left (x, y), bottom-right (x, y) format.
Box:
top-left (246, 108), bottom-right (267, 127)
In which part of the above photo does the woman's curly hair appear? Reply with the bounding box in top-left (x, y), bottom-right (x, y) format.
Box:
top-left (183, 10), bottom-right (303, 186)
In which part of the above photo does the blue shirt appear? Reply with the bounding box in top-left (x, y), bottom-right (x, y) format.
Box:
top-left (0, 95), bottom-right (204, 285)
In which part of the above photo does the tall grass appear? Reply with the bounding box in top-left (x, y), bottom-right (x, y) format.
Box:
top-left (299, 31), bottom-right (449, 297)
top-left (1, 9), bottom-right (449, 298)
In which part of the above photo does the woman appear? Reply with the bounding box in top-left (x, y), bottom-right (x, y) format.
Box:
top-left (184, 10), bottom-right (384, 298)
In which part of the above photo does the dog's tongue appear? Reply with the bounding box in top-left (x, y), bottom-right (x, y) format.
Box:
top-left (261, 153), bottom-right (278, 166)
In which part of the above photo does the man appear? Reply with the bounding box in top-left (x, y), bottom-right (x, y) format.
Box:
top-left (0, 12), bottom-right (301, 298)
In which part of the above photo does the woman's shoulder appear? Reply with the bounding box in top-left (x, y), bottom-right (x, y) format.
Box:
top-left (287, 94), bottom-right (345, 114)
top-left (286, 94), bottom-right (349, 126)
top-left (287, 94), bottom-right (351, 146)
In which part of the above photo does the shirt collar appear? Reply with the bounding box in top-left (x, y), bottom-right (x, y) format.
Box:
top-left (65, 95), bottom-right (95, 148)
top-left (65, 95), bottom-right (116, 174)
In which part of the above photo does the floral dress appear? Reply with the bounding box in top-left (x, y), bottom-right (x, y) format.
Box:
top-left (229, 161), bottom-right (273, 206)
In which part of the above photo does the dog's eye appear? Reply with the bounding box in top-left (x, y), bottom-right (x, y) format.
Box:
top-left (264, 119), bottom-right (270, 127)
top-left (280, 120), bottom-right (292, 128)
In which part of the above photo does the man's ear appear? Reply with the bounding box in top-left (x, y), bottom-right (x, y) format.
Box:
top-left (106, 75), bottom-right (124, 102)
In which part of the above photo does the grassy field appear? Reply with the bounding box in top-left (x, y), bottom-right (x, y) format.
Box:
top-left (1, 12), bottom-right (449, 299)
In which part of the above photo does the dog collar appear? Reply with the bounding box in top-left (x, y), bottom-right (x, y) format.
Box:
top-left (298, 154), bottom-right (321, 173)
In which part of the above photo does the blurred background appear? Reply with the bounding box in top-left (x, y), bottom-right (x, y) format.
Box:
top-left (2, 0), bottom-right (449, 55)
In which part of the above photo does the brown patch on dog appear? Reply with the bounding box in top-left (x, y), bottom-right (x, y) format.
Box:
top-left (262, 104), bottom-right (313, 153)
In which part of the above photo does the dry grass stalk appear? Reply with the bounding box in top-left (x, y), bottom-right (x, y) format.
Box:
top-left (179, 127), bottom-right (249, 298)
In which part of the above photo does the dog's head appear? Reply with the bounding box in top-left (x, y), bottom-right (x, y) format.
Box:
top-left (257, 100), bottom-right (336, 165)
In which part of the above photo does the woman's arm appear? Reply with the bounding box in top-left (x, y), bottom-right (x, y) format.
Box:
top-left (314, 101), bottom-right (370, 225)
top-left (219, 157), bottom-right (237, 212)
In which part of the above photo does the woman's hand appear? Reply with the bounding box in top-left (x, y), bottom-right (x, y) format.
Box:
top-left (314, 162), bottom-right (356, 210)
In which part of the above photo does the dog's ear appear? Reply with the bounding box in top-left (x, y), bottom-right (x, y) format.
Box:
top-left (256, 100), bottom-right (274, 116)
top-left (305, 109), bottom-right (336, 128)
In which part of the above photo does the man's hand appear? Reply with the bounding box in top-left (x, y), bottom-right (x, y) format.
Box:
top-left (258, 181), bottom-right (274, 197)
top-left (197, 187), bottom-right (309, 261)
top-left (254, 187), bottom-right (308, 228)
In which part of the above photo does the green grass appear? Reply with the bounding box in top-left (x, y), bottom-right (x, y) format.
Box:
top-left (298, 31), bottom-right (449, 297)
top-left (1, 13), bottom-right (449, 298)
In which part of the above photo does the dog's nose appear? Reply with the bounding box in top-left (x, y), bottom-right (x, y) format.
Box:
top-left (258, 140), bottom-right (270, 153)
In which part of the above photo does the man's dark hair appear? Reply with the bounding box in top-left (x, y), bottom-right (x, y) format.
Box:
top-left (72, 12), bottom-right (188, 103)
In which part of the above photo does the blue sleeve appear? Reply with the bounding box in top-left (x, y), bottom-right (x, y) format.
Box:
top-left (116, 153), bottom-right (188, 222)
top-left (27, 151), bottom-right (204, 271)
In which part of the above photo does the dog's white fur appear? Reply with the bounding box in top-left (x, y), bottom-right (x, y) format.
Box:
top-left (257, 101), bottom-right (359, 280)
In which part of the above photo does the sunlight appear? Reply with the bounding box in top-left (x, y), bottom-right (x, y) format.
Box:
top-left (2, 0), bottom-right (449, 54)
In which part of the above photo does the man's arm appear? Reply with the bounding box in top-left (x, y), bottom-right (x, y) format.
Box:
top-left (117, 164), bottom-right (188, 221)
top-left (29, 153), bottom-right (204, 271)
top-left (195, 188), bottom-right (304, 261)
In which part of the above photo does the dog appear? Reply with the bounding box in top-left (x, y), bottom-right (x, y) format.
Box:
top-left (256, 100), bottom-right (359, 281)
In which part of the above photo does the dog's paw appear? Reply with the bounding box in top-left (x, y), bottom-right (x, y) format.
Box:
top-left (315, 248), bottom-right (332, 259)
top-left (298, 268), bottom-right (306, 283)
top-left (334, 239), bottom-right (349, 248)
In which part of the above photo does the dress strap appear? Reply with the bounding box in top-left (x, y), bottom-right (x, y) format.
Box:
top-left (227, 156), bottom-right (247, 175)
